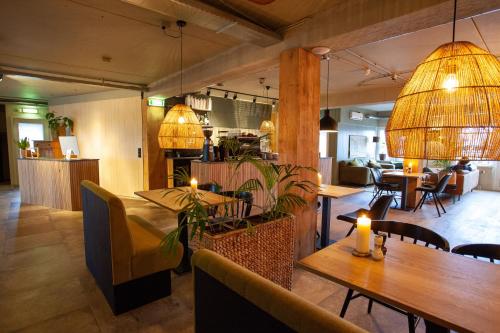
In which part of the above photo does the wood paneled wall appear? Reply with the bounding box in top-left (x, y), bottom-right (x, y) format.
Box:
top-left (18, 158), bottom-right (99, 210)
top-left (142, 101), bottom-right (166, 190)
top-left (279, 48), bottom-right (320, 260)
top-left (49, 91), bottom-right (143, 197)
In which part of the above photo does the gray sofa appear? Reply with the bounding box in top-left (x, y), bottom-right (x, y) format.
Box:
top-left (339, 158), bottom-right (395, 186)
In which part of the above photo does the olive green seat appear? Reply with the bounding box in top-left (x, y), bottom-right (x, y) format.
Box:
top-left (192, 249), bottom-right (367, 333)
top-left (80, 180), bottom-right (183, 314)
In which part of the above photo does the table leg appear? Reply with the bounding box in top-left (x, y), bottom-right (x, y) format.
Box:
top-left (320, 196), bottom-right (332, 248)
top-left (174, 211), bottom-right (192, 274)
top-left (400, 177), bottom-right (408, 210)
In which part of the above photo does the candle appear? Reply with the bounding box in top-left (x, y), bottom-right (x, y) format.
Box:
top-left (356, 215), bottom-right (371, 254)
top-left (317, 173), bottom-right (322, 187)
top-left (190, 178), bottom-right (198, 192)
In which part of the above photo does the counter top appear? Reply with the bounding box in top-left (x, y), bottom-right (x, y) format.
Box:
top-left (17, 158), bottom-right (99, 162)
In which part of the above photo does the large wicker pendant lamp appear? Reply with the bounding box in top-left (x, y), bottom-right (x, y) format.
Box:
top-left (158, 20), bottom-right (204, 149)
top-left (386, 0), bottom-right (500, 161)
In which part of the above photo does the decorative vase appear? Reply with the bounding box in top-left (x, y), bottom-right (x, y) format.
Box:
top-left (379, 153), bottom-right (387, 161)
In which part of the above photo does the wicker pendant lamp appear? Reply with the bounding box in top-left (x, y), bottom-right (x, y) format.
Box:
top-left (386, 0), bottom-right (500, 161)
top-left (158, 20), bottom-right (203, 149)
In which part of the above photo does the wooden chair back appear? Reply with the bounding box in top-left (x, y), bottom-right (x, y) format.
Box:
top-left (452, 243), bottom-right (500, 263)
top-left (371, 220), bottom-right (450, 251)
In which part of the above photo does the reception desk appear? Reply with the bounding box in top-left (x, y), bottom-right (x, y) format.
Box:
top-left (18, 158), bottom-right (99, 211)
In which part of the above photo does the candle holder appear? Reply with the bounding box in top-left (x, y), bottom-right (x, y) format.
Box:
top-left (351, 249), bottom-right (371, 257)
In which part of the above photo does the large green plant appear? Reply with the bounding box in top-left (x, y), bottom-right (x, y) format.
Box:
top-left (46, 112), bottom-right (73, 131)
top-left (161, 147), bottom-right (317, 254)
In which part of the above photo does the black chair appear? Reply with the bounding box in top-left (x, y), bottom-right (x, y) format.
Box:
top-left (451, 243), bottom-right (500, 263)
top-left (414, 174), bottom-right (452, 217)
top-left (369, 168), bottom-right (400, 207)
top-left (340, 220), bottom-right (450, 333)
top-left (337, 194), bottom-right (394, 237)
top-left (220, 191), bottom-right (253, 218)
top-left (198, 183), bottom-right (221, 218)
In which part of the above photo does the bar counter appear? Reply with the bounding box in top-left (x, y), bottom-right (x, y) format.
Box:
top-left (18, 158), bottom-right (99, 211)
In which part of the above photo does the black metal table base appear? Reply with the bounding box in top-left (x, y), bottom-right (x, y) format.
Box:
top-left (174, 211), bottom-right (192, 274)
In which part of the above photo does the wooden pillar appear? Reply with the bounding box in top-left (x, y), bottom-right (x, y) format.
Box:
top-left (141, 100), bottom-right (166, 190)
top-left (278, 48), bottom-right (320, 259)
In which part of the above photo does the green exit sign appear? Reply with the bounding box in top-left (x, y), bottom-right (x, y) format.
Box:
top-left (147, 98), bottom-right (165, 107)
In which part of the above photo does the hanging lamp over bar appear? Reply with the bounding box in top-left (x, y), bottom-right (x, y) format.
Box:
top-left (386, 0), bottom-right (500, 161)
top-left (320, 55), bottom-right (338, 132)
top-left (158, 20), bottom-right (204, 149)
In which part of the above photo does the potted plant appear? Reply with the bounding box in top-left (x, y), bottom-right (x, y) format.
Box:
top-left (46, 112), bottom-right (73, 139)
top-left (17, 137), bottom-right (30, 158)
top-left (162, 150), bottom-right (316, 289)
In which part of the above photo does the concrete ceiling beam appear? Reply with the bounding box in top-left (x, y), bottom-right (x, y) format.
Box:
top-left (145, 0), bottom-right (500, 99)
top-left (121, 0), bottom-right (282, 47)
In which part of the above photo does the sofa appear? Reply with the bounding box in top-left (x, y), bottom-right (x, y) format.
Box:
top-left (80, 180), bottom-right (183, 314)
top-left (445, 169), bottom-right (480, 200)
top-left (192, 249), bottom-right (367, 333)
top-left (339, 158), bottom-right (395, 186)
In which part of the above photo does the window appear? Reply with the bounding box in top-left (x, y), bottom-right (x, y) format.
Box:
top-left (18, 123), bottom-right (44, 148)
top-left (319, 131), bottom-right (328, 157)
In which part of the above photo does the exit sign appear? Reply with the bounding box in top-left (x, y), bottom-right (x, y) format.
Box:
top-left (147, 98), bottom-right (165, 107)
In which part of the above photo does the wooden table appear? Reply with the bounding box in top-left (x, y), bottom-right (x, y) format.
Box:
top-left (299, 237), bottom-right (500, 333)
top-left (382, 172), bottom-right (427, 210)
top-left (135, 188), bottom-right (234, 273)
top-left (317, 184), bottom-right (364, 248)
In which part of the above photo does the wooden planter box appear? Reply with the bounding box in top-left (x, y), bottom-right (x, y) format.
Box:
top-left (191, 215), bottom-right (295, 290)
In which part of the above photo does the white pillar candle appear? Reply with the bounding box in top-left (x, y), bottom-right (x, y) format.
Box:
top-left (190, 178), bottom-right (198, 192)
top-left (356, 215), bottom-right (371, 254)
top-left (317, 173), bottom-right (322, 187)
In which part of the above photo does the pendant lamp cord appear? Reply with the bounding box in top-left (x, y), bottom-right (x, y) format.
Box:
top-left (452, 0), bottom-right (457, 43)
top-left (179, 23), bottom-right (183, 96)
top-left (326, 56), bottom-right (330, 111)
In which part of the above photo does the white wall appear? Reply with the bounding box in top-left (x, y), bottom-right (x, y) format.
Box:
top-left (4, 104), bottom-right (49, 185)
top-left (49, 90), bottom-right (143, 197)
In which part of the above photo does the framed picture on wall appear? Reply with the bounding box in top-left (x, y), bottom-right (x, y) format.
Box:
top-left (349, 135), bottom-right (368, 158)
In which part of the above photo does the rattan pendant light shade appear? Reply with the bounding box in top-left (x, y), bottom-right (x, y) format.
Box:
top-left (158, 104), bottom-right (204, 149)
top-left (386, 41), bottom-right (500, 160)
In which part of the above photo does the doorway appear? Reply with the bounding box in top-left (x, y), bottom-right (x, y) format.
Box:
top-left (0, 105), bottom-right (10, 184)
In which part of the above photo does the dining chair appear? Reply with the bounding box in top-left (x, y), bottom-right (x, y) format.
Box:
top-left (369, 168), bottom-right (400, 207)
top-left (198, 183), bottom-right (221, 218)
top-left (414, 174), bottom-right (452, 217)
top-left (337, 194), bottom-right (394, 237)
top-left (220, 191), bottom-right (253, 218)
top-left (451, 243), bottom-right (500, 263)
top-left (340, 220), bottom-right (450, 333)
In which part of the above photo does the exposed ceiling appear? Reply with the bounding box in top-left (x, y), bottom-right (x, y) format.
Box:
top-left (0, 1), bottom-right (498, 104)
top-left (220, 10), bottom-right (500, 104)
top-left (0, 75), bottom-right (112, 102)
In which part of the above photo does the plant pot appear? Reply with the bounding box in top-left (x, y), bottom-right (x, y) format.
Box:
top-left (379, 153), bottom-right (387, 161)
top-left (191, 215), bottom-right (296, 290)
top-left (19, 149), bottom-right (28, 158)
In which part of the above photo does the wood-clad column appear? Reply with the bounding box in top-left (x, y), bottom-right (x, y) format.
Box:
top-left (141, 100), bottom-right (166, 190)
top-left (279, 48), bottom-right (320, 259)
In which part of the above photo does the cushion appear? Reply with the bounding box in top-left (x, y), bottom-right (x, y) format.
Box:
top-left (127, 215), bottom-right (183, 279)
top-left (350, 159), bottom-right (363, 167)
top-left (368, 159), bottom-right (381, 168)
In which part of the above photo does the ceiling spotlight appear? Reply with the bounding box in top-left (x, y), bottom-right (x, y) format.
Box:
top-left (224, 91), bottom-right (229, 98)
top-left (253, 96), bottom-right (257, 103)
top-left (259, 77), bottom-right (266, 85)
top-left (364, 68), bottom-right (371, 76)
top-left (272, 100), bottom-right (276, 108)
top-left (0, 73), bottom-right (3, 82)
top-left (206, 88), bottom-right (211, 96)
top-left (233, 93), bottom-right (238, 100)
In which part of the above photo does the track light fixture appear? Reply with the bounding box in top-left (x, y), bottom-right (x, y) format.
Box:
top-left (253, 96), bottom-right (257, 103)
top-left (206, 88), bottom-right (211, 96)
top-left (0, 73), bottom-right (3, 82)
top-left (224, 91), bottom-right (229, 98)
top-left (233, 93), bottom-right (237, 100)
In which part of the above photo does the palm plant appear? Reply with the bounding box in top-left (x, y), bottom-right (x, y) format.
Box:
top-left (161, 148), bottom-right (317, 254)
top-left (16, 137), bottom-right (30, 150)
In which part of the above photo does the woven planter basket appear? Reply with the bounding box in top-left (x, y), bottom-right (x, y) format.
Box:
top-left (191, 215), bottom-right (296, 290)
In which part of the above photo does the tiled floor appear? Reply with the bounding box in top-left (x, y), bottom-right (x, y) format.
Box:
top-left (1, 185), bottom-right (499, 332)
